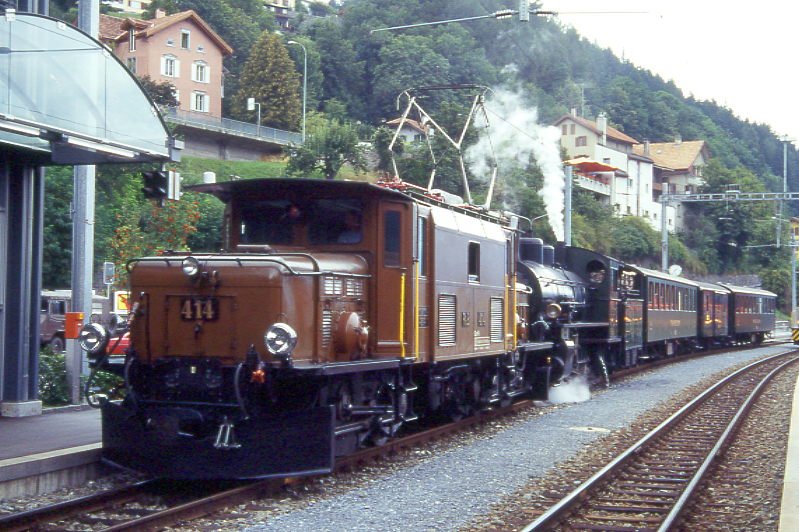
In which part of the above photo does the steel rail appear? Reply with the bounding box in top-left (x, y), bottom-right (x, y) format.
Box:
top-left (0, 480), bottom-right (157, 532)
top-left (522, 348), bottom-right (799, 531)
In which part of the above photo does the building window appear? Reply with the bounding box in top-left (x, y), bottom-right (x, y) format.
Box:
top-left (570, 124), bottom-right (575, 134)
top-left (128, 28), bottom-right (136, 52)
top-left (468, 242), bottom-right (480, 282)
top-left (166, 38), bottom-right (175, 46)
top-left (174, 89), bottom-right (180, 105)
top-left (575, 136), bottom-right (587, 147)
top-left (192, 61), bottom-right (209, 83)
top-left (162, 55), bottom-right (179, 77)
top-left (191, 91), bottom-right (209, 112)
top-left (561, 124), bottom-right (567, 135)
top-left (126, 57), bottom-right (137, 73)
top-left (181, 29), bottom-right (191, 49)
top-left (197, 45), bottom-right (205, 53)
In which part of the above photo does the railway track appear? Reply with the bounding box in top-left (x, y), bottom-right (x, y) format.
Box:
top-left (521, 349), bottom-right (799, 531)
top-left (1, 341), bottom-right (789, 531)
top-left (0, 398), bottom-right (533, 532)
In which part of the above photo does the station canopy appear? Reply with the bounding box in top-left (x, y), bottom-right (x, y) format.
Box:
top-left (0, 10), bottom-right (177, 165)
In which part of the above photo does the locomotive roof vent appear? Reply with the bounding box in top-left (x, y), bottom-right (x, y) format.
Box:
top-left (519, 237), bottom-right (544, 264)
top-left (542, 245), bottom-right (555, 267)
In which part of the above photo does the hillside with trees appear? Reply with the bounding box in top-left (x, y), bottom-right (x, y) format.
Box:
top-left (42, 0), bottom-right (799, 309)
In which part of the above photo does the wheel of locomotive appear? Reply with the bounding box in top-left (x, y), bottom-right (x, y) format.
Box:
top-left (333, 381), bottom-right (354, 422)
top-left (366, 381), bottom-right (400, 446)
top-left (442, 372), bottom-right (480, 421)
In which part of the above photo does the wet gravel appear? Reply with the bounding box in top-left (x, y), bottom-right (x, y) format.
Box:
top-left (237, 345), bottom-right (792, 532)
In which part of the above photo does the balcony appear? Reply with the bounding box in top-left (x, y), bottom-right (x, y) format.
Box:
top-left (575, 173), bottom-right (611, 196)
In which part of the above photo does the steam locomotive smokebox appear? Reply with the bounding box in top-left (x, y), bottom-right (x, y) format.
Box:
top-left (542, 245), bottom-right (555, 266)
top-left (520, 238), bottom-right (544, 263)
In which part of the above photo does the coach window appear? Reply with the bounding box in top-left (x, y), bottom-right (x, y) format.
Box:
top-left (384, 211), bottom-right (401, 267)
top-left (468, 242), bottom-right (480, 282)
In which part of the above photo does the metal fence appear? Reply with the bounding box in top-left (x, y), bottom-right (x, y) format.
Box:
top-left (161, 107), bottom-right (303, 146)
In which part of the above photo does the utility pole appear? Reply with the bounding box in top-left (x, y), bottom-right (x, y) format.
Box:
top-left (67, 0), bottom-right (99, 404)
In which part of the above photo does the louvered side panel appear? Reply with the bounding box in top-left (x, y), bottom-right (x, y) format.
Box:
top-left (490, 297), bottom-right (504, 343)
top-left (438, 294), bottom-right (457, 346)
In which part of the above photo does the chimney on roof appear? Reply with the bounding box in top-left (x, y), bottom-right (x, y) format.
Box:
top-left (644, 139), bottom-right (650, 155)
top-left (597, 112), bottom-right (607, 146)
top-left (570, 108), bottom-right (577, 117)
top-left (674, 133), bottom-right (682, 145)
top-left (155, 8), bottom-right (166, 18)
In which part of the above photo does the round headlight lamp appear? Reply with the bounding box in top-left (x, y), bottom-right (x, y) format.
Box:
top-left (78, 323), bottom-right (110, 356)
top-left (181, 256), bottom-right (201, 278)
top-left (264, 323), bottom-right (298, 357)
top-left (545, 303), bottom-right (562, 320)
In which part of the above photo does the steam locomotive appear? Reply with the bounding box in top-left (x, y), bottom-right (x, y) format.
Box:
top-left (78, 177), bottom-right (776, 479)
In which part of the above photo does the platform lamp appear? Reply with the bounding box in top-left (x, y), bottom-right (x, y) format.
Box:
top-left (247, 97), bottom-right (261, 137)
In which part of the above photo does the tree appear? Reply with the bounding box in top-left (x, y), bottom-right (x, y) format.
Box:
top-left (137, 76), bottom-right (178, 108)
top-left (231, 32), bottom-right (301, 130)
top-left (286, 113), bottom-right (367, 180)
top-left (109, 196), bottom-right (201, 286)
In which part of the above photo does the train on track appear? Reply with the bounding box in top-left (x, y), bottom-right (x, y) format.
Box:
top-left (78, 176), bottom-right (777, 479)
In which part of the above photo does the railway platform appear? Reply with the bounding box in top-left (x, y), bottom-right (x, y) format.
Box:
top-left (0, 406), bottom-right (102, 499)
top-left (781, 373), bottom-right (799, 531)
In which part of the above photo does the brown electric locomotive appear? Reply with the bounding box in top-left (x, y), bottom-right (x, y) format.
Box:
top-left (80, 177), bottom-right (567, 478)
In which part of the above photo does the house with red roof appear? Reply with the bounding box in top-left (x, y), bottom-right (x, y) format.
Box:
top-left (632, 139), bottom-right (709, 231)
top-left (100, 10), bottom-right (233, 118)
top-left (554, 112), bottom-right (675, 233)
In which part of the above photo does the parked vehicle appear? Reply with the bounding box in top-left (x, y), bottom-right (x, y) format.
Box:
top-left (40, 290), bottom-right (111, 352)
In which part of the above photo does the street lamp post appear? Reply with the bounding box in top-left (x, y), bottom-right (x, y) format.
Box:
top-left (247, 97), bottom-right (261, 136)
top-left (287, 40), bottom-right (307, 143)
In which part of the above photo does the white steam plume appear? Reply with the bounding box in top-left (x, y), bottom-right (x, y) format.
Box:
top-left (465, 88), bottom-right (565, 241)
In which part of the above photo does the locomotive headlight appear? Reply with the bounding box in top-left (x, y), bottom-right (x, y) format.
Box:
top-left (78, 323), bottom-right (110, 356)
top-left (545, 303), bottom-right (562, 320)
top-left (264, 323), bottom-right (298, 357)
top-left (181, 256), bottom-right (201, 278)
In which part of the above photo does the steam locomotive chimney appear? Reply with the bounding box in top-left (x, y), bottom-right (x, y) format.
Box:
top-left (554, 241), bottom-right (567, 265)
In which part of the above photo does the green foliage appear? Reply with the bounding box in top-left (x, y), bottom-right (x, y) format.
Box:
top-left (286, 113), bottom-right (367, 180)
top-left (137, 76), bottom-right (178, 107)
top-left (39, 348), bottom-right (69, 406)
top-left (231, 32), bottom-right (302, 130)
top-left (373, 126), bottom-right (401, 172)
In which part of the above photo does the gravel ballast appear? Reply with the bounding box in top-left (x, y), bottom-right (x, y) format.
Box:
top-left (245, 344), bottom-right (792, 532)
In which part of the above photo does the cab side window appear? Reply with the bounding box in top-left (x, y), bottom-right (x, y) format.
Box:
top-left (384, 210), bottom-right (401, 267)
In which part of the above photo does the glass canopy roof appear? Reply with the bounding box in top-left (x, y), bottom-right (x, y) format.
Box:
top-left (0, 10), bottom-right (177, 165)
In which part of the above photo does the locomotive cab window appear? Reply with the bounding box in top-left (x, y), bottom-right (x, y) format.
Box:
top-left (384, 210), bottom-right (401, 266)
top-left (468, 242), bottom-right (480, 282)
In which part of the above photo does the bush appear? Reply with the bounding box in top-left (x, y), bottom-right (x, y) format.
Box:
top-left (38, 348), bottom-right (126, 406)
top-left (38, 347), bottom-right (70, 406)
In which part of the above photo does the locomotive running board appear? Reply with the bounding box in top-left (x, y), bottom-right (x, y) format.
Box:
top-left (101, 402), bottom-right (335, 479)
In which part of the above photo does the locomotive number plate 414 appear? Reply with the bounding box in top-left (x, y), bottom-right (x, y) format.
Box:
top-left (180, 297), bottom-right (219, 321)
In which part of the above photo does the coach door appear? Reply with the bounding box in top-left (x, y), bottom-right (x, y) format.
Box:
top-left (374, 201), bottom-right (412, 358)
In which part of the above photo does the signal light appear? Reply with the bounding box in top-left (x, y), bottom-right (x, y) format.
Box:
top-left (141, 170), bottom-right (181, 200)
top-left (141, 170), bottom-right (168, 200)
